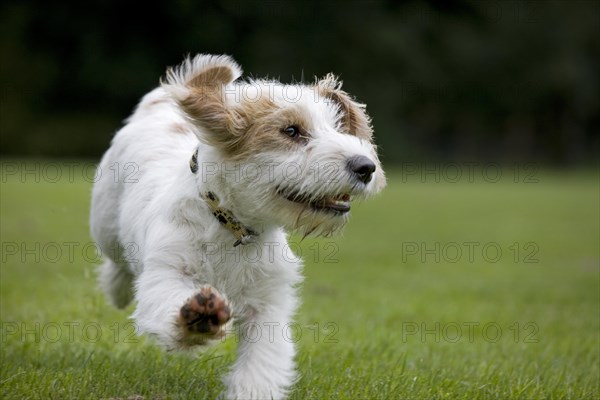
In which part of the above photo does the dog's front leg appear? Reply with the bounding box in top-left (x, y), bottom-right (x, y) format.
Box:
top-left (223, 289), bottom-right (298, 400)
top-left (131, 265), bottom-right (231, 349)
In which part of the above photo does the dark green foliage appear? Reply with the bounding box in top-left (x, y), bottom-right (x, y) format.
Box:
top-left (1, 0), bottom-right (598, 163)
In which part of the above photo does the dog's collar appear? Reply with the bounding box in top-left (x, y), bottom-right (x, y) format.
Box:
top-left (190, 149), bottom-right (258, 247)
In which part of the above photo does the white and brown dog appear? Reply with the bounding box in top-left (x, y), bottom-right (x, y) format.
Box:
top-left (90, 54), bottom-right (385, 399)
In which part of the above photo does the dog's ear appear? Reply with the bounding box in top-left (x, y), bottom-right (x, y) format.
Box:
top-left (162, 54), bottom-right (246, 148)
top-left (317, 74), bottom-right (373, 141)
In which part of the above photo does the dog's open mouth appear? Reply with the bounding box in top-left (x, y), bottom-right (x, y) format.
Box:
top-left (278, 189), bottom-right (352, 214)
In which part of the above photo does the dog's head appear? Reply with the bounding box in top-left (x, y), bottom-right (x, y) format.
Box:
top-left (164, 54), bottom-right (386, 236)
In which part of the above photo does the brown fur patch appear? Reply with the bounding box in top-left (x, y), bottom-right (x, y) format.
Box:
top-left (176, 63), bottom-right (242, 149)
top-left (180, 86), bottom-right (245, 149)
top-left (181, 86), bottom-right (300, 159)
top-left (316, 75), bottom-right (373, 141)
top-left (189, 66), bottom-right (234, 87)
top-left (235, 104), bottom-right (312, 158)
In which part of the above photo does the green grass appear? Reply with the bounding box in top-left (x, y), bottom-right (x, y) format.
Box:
top-left (1, 161), bottom-right (599, 399)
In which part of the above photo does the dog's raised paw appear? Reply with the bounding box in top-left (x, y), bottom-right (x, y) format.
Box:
top-left (179, 286), bottom-right (231, 337)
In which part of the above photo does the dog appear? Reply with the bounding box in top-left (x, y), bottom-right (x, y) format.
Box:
top-left (90, 54), bottom-right (385, 399)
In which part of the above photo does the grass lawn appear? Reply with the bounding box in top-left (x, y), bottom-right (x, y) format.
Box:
top-left (1, 161), bottom-right (598, 399)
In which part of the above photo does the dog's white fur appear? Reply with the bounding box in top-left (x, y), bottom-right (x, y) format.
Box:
top-left (90, 54), bottom-right (385, 399)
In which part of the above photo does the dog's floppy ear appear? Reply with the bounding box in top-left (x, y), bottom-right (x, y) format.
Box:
top-left (163, 54), bottom-right (246, 147)
top-left (317, 74), bottom-right (373, 141)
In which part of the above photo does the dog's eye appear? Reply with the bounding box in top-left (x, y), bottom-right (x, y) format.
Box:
top-left (282, 126), bottom-right (300, 138)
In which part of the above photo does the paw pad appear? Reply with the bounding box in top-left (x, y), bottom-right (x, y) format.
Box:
top-left (179, 287), bottom-right (231, 336)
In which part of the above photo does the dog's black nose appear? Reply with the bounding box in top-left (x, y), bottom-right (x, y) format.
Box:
top-left (347, 155), bottom-right (376, 184)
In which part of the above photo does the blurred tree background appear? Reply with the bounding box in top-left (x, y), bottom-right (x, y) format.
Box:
top-left (1, 0), bottom-right (598, 164)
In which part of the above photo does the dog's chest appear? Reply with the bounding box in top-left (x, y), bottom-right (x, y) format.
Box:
top-left (185, 232), bottom-right (302, 315)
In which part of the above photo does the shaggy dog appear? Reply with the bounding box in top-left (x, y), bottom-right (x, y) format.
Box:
top-left (90, 54), bottom-right (385, 399)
